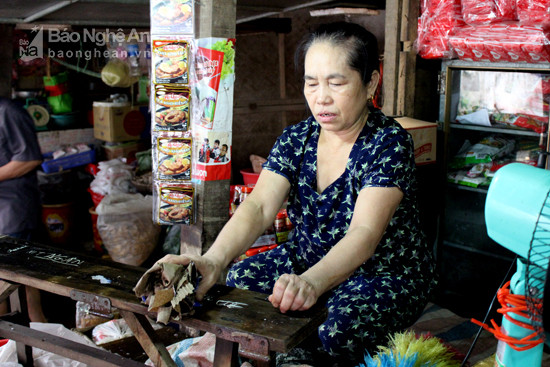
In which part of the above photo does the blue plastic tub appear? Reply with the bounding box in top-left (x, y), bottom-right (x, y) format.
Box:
top-left (41, 149), bottom-right (96, 173)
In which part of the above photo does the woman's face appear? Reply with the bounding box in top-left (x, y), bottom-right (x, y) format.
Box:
top-left (303, 41), bottom-right (375, 133)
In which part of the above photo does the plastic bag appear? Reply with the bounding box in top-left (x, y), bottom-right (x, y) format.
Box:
top-left (96, 193), bottom-right (160, 266)
top-left (416, 0), bottom-right (464, 59)
top-left (461, 0), bottom-right (515, 25)
top-left (101, 58), bottom-right (138, 88)
top-left (92, 318), bottom-right (133, 345)
top-left (92, 318), bottom-right (163, 345)
top-left (450, 136), bottom-right (515, 169)
top-left (30, 323), bottom-right (98, 367)
top-left (517, 0), bottom-right (550, 23)
top-left (0, 339), bottom-right (19, 365)
top-left (145, 332), bottom-right (215, 367)
top-left (449, 23), bottom-right (550, 63)
top-left (43, 72), bottom-right (73, 114)
top-left (89, 159), bottom-right (136, 196)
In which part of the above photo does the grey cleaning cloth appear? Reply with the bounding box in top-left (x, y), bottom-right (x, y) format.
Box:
top-left (133, 262), bottom-right (197, 324)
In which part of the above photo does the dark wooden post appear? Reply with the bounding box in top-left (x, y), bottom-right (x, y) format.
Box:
top-left (382, 0), bottom-right (419, 117)
top-left (180, 0), bottom-right (236, 256)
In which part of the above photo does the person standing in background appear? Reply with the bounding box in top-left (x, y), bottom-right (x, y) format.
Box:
top-left (0, 97), bottom-right (47, 323)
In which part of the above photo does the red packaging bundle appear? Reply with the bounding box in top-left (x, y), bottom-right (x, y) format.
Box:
top-left (493, 113), bottom-right (548, 133)
top-left (498, 0), bottom-right (516, 20)
top-left (534, 76), bottom-right (550, 95)
top-left (417, 0), bottom-right (465, 59)
top-left (449, 22), bottom-right (550, 63)
top-left (461, 0), bottom-right (516, 25)
top-left (517, 0), bottom-right (550, 23)
top-left (420, 0), bottom-right (447, 13)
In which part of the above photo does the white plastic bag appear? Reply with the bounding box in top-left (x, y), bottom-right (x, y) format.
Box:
top-left (92, 318), bottom-right (162, 345)
top-left (0, 339), bottom-right (20, 365)
top-left (30, 323), bottom-right (98, 367)
top-left (101, 58), bottom-right (139, 88)
top-left (96, 193), bottom-right (160, 266)
top-left (92, 318), bottom-right (133, 345)
top-left (90, 159), bottom-right (135, 196)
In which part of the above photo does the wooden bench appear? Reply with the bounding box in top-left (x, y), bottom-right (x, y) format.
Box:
top-left (0, 235), bottom-right (327, 366)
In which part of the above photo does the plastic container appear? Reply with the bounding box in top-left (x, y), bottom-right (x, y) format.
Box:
top-left (42, 202), bottom-right (74, 246)
top-left (41, 149), bottom-right (96, 173)
top-left (240, 168), bottom-right (260, 185)
top-left (240, 185), bottom-right (253, 203)
top-left (50, 112), bottom-right (80, 129)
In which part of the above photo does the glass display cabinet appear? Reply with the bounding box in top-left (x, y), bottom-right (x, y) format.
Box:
top-left (436, 59), bottom-right (550, 316)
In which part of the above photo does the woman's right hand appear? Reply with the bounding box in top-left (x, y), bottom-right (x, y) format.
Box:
top-left (154, 253), bottom-right (223, 301)
top-left (268, 273), bottom-right (319, 313)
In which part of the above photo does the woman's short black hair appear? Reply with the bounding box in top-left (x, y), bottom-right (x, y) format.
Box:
top-left (294, 21), bottom-right (380, 86)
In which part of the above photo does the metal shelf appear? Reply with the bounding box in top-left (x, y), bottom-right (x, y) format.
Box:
top-left (449, 123), bottom-right (547, 138)
top-left (442, 59), bottom-right (550, 72)
top-left (436, 60), bottom-right (548, 310)
top-left (441, 240), bottom-right (515, 263)
top-left (446, 182), bottom-right (489, 194)
top-left (439, 63), bottom-right (548, 272)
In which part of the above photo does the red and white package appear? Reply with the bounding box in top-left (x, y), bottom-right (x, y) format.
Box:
top-left (417, 0), bottom-right (465, 59)
top-left (534, 75), bottom-right (550, 95)
top-left (461, 0), bottom-right (516, 25)
top-left (449, 22), bottom-right (550, 63)
top-left (517, 0), bottom-right (550, 23)
top-left (498, 0), bottom-right (516, 20)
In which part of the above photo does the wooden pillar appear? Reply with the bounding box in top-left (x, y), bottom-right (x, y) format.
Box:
top-left (180, 0), bottom-right (236, 256)
top-left (278, 14), bottom-right (288, 129)
top-left (0, 25), bottom-right (14, 98)
top-left (195, 0), bottom-right (237, 39)
top-left (382, 0), bottom-right (419, 117)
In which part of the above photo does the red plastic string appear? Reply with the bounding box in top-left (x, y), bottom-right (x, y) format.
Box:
top-left (471, 281), bottom-right (544, 351)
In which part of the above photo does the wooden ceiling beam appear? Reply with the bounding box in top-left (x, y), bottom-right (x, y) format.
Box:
top-left (310, 7), bottom-right (380, 16)
top-left (236, 17), bottom-right (291, 34)
top-left (236, 0), bottom-right (335, 24)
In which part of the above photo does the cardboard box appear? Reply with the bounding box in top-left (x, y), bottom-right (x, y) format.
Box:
top-left (103, 141), bottom-right (147, 163)
top-left (395, 117), bottom-right (437, 165)
top-left (93, 102), bottom-right (146, 142)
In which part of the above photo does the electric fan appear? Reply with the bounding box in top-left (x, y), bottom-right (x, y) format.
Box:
top-left (484, 162), bottom-right (550, 366)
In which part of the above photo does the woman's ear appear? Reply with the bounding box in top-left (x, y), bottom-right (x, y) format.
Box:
top-left (368, 70), bottom-right (380, 97)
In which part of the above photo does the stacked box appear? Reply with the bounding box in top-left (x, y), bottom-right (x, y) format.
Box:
top-left (395, 117), bottom-right (438, 165)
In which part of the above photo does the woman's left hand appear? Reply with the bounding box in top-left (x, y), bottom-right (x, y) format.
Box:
top-left (268, 273), bottom-right (318, 313)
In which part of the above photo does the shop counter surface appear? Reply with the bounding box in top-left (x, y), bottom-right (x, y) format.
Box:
top-left (0, 235), bottom-right (327, 366)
